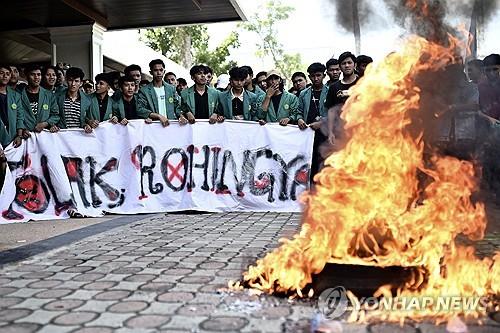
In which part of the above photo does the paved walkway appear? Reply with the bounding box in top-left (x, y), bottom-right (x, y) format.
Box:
top-left (0, 212), bottom-right (498, 333)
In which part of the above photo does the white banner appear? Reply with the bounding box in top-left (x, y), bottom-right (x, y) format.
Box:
top-left (0, 120), bottom-right (314, 223)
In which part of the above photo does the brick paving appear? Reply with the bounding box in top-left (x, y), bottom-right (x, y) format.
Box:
top-left (0, 212), bottom-right (498, 332)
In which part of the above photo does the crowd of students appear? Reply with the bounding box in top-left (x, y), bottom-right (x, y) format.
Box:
top-left (0, 51), bottom-right (499, 192)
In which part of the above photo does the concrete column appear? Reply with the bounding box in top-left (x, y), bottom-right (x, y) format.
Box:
top-left (49, 23), bottom-right (106, 80)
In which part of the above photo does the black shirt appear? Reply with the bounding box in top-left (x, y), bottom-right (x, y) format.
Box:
top-left (26, 91), bottom-right (39, 115)
top-left (324, 77), bottom-right (359, 109)
top-left (123, 97), bottom-right (138, 120)
top-left (326, 79), bottom-right (339, 88)
top-left (232, 98), bottom-right (244, 117)
top-left (0, 93), bottom-right (8, 131)
top-left (98, 94), bottom-right (108, 120)
top-left (306, 89), bottom-right (322, 124)
top-left (194, 88), bottom-right (209, 119)
top-left (271, 94), bottom-right (282, 112)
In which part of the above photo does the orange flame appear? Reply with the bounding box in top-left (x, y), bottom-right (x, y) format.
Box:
top-left (240, 34), bottom-right (499, 321)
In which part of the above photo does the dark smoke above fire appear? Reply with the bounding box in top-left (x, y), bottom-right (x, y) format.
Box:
top-left (325, 0), bottom-right (499, 43)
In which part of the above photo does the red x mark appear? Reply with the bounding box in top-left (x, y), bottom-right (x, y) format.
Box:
top-left (167, 160), bottom-right (184, 182)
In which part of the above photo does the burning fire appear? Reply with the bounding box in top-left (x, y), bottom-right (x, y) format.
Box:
top-left (238, 34), bottom-right (499, 322)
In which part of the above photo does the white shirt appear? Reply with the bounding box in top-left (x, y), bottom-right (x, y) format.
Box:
top-left (230, 88), bottom-right (244, 102)
top-left (154, 86), bottom-right (167, 117)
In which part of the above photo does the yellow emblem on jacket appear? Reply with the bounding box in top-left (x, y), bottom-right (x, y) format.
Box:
top-left (11, 103), bottom-right (17, 110)
top-left (43, 104), bottom-right (49, 110)
top-left (284, 104), bottom-right (289, 110)
top-left (168, 97), bottom-right (174, 103)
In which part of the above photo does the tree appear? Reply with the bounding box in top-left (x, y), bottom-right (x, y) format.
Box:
top-left (141, 26), bottom-right (240, 73)
top-left (241, 0), bottom-right (304, 81)
top-left (195, 32), bottom-right (240, 74)
top-left (141, 26), bottom-right (207, 68)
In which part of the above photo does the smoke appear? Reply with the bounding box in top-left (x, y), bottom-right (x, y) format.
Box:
top-left (452, 0), bottom-right (500, 24)
top-left (326, 0), bottom-right (372, 33)
top-left (325, 0), bottom-right (500, 43)
top-left (385, 0), bottom-right (451, 45)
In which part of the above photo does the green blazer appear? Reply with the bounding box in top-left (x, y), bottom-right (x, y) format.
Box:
top-left (88, 93), bottom-right (113, 121)
top-left (180, 85), bottom-right (220, 117)
top-left (20, 86), bottom-right (60, 131)
top-left (217, 90), bottom-right (259, 120)
top-left (297, 85), bottom-right (330, 122)
top-left (54, 89), bottom-right (92, 129)
top-left (0, 87), bottom-right (24, 147)
top-left (112, 95), bottom-right (146, 121)
top-left (250, 85), bottom-right (265, 96)
top-left (138, 82), bottom-right (180, 120)
top-left (259, 91), bottom-right (299, 123)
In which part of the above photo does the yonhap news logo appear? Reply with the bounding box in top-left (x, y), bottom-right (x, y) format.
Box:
top-left (317, 286), bottom-right (350, 319)
top-left (317, 286), bottom-right (491, 319)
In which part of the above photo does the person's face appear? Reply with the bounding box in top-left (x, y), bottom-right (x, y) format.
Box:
top-left (257, 74), bottom-right (267, 89)
top-left (0, 67), bottom-right (11, 86)
top-left (178, 83), bottom-right (187, 91)
top-left (27, 70), bottom-right (42, 87)
top-left (292, 76), bottom-right (307, 91)
top-left (95, 80), bottom-right (110, 94)
top-left (309, 72), bottom-right (325, 87)
top-left (56, 70), bottom-right (65, 85)
top-left (66, 77), bottom-right (82, 93)
top-left (356, 63), bottom-right (369, 76)
top-left (150, 64), bottom-right (165, 82)
top-left (129, 70), bottom-right (142, 85)
top-left (44, 68), bottom-right (57, 87)
top-left (466, 65), bottom-right (482, 83)
top-left (327, 64), bottom-right (341, 81)
top-left (122, 81), bottom-right (135, 97)
top-left (266, 76), bottom-right (281, 92)
top-left (230, 78), bottom-right (245, 91)
top-left (484, 65), bottom-right (500, 83)
top-left (192, 71), bottom-right (207, 85)
top-left (113, 79), bottom-right (120, 91)
top-left (206, 72), bottom-right (213, 84)
top-left (340, 57), bottom-right (355, 76)
top-left (165, 74), bottom-right (177, 86)
top-left (9, 66), bottom-right (19, 83)
top-left (84, 86), bottom-right (94, 94)
top-left (244, 74), bottom-right (253, 86)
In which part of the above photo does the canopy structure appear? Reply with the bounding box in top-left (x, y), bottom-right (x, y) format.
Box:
top-left (0, 0), bottom-right (245, 78)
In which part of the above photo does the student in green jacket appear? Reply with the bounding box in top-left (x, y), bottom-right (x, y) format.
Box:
top-left (259, 70), bottom-right (300, 126)
top-left (0, 65), bottom-right (24, 148)
top-left (297, 62), bottom-right (329, 130)
top-left (217, 66), bottom-right (259, 121)
top-left (137, 59), bottom-right (184, 126)
top-left (19, 64), bottom-right (60, 137)
top-left (87, 72), bottom-right (114, 131)
top-left (51, 67), bottom-right (92, 133)
top-left (298, 62), bottom-right (330, 181)
top-left (180, 65), bottom-right (223, 124)
top-left (241, 65), bottom-right (265, 96)
top-left (111, 76), bottom-right (149, 125)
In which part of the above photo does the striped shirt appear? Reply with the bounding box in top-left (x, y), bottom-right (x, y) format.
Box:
top-left (64, 95), bottom-right (81, 128)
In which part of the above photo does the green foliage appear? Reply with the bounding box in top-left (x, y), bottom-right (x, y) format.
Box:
top-left (141, 26), bottom-right (208, 68)
top-left (195, 32), bottom-right (240, 74)
top-left (240, 0), bottom-right (304, 80)
top-left (141, 25), bottom-right (240, 74)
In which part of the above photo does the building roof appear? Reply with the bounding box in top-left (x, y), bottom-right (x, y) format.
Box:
top-left (1, 0), bottom-right (245, 32)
